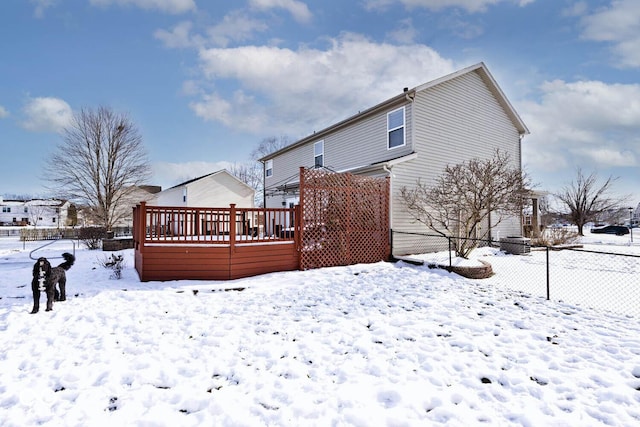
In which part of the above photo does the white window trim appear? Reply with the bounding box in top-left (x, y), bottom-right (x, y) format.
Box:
top-left (314, 140), bottom-right (324, 167)
top-left (387, 107), bottom-right (406, 150)
top-left (265, 159), bottom-right (273, 178)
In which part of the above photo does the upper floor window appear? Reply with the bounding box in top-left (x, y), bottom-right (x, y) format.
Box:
top-left (387, 107), bottom-right (405, 149)
top-left (265, 160), bottom-right (273, 178)
top-left (314, 140), bottom-right (324, 167)
top-left (2, 207), bottom-right (10, 213)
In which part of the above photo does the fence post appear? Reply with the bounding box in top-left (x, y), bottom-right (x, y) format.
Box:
top-left (448, 237), bottom-right (452, 268)
top-left (546, 246), bottom-right (550, 300)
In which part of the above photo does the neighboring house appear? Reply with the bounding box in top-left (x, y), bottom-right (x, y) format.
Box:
top-left (110, 185), bottom-right (162, 228)
top-left (260, 62), bottom-right (529, 255)
top-left (0, 197), bottom-right (73, 227)
top-left (152, 170), bottom-right (255, 208)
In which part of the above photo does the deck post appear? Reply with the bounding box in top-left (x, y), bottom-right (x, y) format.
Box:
top-left (138, 201), bottom-right (146, 254)
top-left (229, 204), bottom-right (236, 251)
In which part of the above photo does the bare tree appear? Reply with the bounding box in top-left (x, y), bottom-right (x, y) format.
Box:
top-left (250, 136), bottom-right (291, 161)
top-left (225, 136), bottom-right (291, 207)
top-left (45, 106), bottom-right (151, 230)
top-left (400, 150), bottom-right (528, 258)
top-left (554, 169), bottom-right (626, 236)
top-left (26, 202), bottom-right (48, 227)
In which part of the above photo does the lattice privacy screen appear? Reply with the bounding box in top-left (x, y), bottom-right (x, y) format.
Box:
top-left (299, 168), bottom-right (390, 270)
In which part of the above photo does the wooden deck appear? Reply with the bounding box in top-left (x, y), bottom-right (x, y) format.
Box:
top-left (133, 203), bottom-right (300, 281)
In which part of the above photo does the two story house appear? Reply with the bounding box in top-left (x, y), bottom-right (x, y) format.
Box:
top-left (260, 62), bottom-right (529, 256)
top-left (0, 197), bottom-right (73, 227)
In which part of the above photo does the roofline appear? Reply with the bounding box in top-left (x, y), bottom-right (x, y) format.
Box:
top-left (259, 91), bottom-right (412, 162)
top-left (260, 62), bottom-right (529, 162)
top-left (265, 153), bottom-right (419, 191)
top-left (414, 62), bottom-right (529, 135)
top-left (164, 169), bottom-right (255, 193)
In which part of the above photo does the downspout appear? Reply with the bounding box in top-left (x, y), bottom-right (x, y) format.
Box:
top-left (261, 160), bottom-right (266, 208)
top-left (383, 164), bottom-right (394, 257)
top-left (383, 164), bottom-right (393, 228)
top-left (405, 90), bottom-right (415, 151)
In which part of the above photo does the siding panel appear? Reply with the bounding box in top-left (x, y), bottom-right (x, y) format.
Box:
top-left (391, 70), bottom-right (522, 255)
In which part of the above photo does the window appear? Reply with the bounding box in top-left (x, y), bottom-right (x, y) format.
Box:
top-left (2, 207), bottom-right (10, 213)
top-left (265, 160), bottom-right (273, 178)
top-left (314, 140), bottom-right (324, 167)
top-left (387, 107), bottom-right (405, 149)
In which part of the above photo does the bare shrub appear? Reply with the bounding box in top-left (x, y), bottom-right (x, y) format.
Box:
top-left (78, 226), bottom-right (107, 250)
top-left (532, 227), bottom-right (580, 247)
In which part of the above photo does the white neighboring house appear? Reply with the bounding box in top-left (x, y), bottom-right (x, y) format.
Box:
top-left (151, 170), bottom-right (255, 208)
top-left (0, 197), bottom-right (72, 227)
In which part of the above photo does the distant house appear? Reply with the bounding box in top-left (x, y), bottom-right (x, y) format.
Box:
top-left (0, 197), bottom-right (73, 227)
top-left (152, 170), bottom-right (255, 208)
top-left (110, 185), bottom-right (163, 228)
top-left (260, 62), bottom-right (529, 255)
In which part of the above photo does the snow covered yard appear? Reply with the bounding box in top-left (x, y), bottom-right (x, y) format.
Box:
top-left (1, 236), bottom-right (640, 426)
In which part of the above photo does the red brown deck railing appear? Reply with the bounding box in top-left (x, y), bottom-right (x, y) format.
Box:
top-left (133, 202), bottom-right (301, 281)
top-left (134, 202), bottom-right (299, 246)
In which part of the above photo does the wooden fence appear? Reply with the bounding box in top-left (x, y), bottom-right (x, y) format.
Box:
top-left (299, 167), bottom-right (390, 270)
top-left (133, 202), bottom-right (300, 281)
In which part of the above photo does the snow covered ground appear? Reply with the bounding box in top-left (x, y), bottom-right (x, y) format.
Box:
top-left (1, 235), bottom-right (639, 426)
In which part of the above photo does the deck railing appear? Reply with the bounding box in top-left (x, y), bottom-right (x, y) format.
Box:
top-left (133, 202), bottom-right (299, 246)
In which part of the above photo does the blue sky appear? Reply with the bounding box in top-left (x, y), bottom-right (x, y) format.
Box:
top-left (1, 0), bottom-right (639, 206)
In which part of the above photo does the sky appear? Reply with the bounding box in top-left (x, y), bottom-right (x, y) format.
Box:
top-left (0, 0), bottom-right (639, 206)
top-left (1, 233), bottom-right (639, 425)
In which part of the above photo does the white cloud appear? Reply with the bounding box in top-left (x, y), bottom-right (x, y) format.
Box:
top-left (30, 0), bottom-right (56, 18)
top-left (562, 1), bottom-right (588, 17)
top-left (386, 19), bottom-right (418, 44)
top-left (206, 11), bottom-right (269, 47)
top-left (364, 0), bottom-right (534, 13)
top-left (21, 97), bottom-right (73, 133)
top-left (581, 0), bottom-right (640, 67)
top-left (155, 12), bottom-right (269, 49)
top-left (154, 21), bottom-right (199, 48)
top-left (89, 0), bottom-right (196, 14)
top-left (521, 79), bottom-right (640, 173)
top-left (0, 105), bottom-right (8, 119)
top-left (249, 0), bottom-right (312, 23)
top-left (190, 33), bottom-right (454, 135)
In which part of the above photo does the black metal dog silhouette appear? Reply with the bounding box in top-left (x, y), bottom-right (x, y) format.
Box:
top-left (31, 253), bottom-right (75, 313)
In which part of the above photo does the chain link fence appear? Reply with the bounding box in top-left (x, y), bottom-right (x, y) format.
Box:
top-left (392, 230), bottom-right (640, 317)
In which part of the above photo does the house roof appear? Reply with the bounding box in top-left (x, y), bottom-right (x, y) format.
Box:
top-left (260, 62), bottom-right (529, 162)
top-left (164, 169), bottom-right (253, 192)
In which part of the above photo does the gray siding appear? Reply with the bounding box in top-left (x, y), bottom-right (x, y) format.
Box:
top-left (265, 101), bottom-right (413, 201)
top-left (391, 70), bottom-right (522, 255)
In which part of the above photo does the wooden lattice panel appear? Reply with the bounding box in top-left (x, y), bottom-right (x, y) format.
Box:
top-left (299, 168), bottom-right (390, 270)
